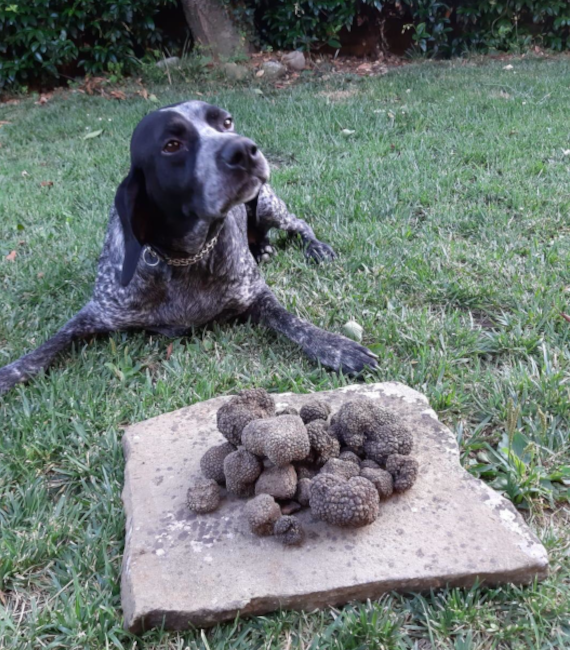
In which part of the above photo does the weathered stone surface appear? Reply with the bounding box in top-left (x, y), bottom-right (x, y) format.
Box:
top-left (282, 50), bottom-right (306, 71)
top-left (121, 383), bottom-right (548, 632)
top-left (222, 62), bottom-right (249, 81)
top-left (261, 61), bottom-right (286, 80)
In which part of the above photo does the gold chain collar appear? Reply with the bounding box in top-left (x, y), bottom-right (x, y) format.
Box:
top-left (142, 231), bottom-right (221, 268)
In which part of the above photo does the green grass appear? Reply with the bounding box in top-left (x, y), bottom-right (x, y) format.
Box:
top-left (1, 55), bottom-right (570, 649)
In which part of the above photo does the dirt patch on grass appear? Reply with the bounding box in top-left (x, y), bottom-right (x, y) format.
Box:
top-left (318, 88), bottom-right (360, 102)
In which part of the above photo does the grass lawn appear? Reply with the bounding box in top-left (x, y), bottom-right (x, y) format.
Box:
top-left (1, 55), bottom-right (570, 648)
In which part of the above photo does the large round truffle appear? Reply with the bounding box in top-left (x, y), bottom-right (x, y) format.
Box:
top-left (186, 478), bottom-right (221, 514)
top-left (216, 388), bottom-right (276, 445)
top-left (363, 422), bottom-right (413, 463)
top-left (309, 473), bottom-right (379, 528)
top-left (200, 442), bottom-right (235, 483)
top-left (223, 448), bottom-right (263, 497)
top-left (242, 415), bottom-right (310, 467)
top-left (245, 494), bottom-right (281, 536)
top-left (333, 398), bottom-right (396, 452)
top-left (299, 400), bottom-right (331, 424)
top-left (386, 454), bottom-right (419, 492)
top-left (255, 464), bottom-right (298, 500)
top-left (274, 515), bottom-right (305, 546)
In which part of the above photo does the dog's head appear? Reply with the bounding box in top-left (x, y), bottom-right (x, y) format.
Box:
top-left (115, 100), bottom-right (269, 285)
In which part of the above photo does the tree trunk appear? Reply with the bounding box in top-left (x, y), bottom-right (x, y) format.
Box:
top-left (180, 0), bottom-right (248, 58)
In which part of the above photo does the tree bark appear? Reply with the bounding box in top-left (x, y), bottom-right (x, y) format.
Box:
top-left (180, 0), bottom-right (248, 58)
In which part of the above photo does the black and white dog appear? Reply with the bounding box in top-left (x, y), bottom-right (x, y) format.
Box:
top-left (0, 101), bottom-right (377, 394)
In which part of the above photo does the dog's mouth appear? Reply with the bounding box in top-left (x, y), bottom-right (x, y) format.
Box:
top-left (217, 153), bottom-right (270, 214)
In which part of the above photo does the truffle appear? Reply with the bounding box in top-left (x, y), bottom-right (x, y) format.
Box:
top-left (255, 464), bottom-right (298, 500)
top-left (295, 464), bottom-right (319, 481)
top-left (186, 478), bottom-right (221, 514)
top-left (386, 454), bottom-right (419, 492)
top-left (274, 515), bottom-right (305, 546)
top-left (295, 477), bottom-right (312, 507)
top-left (333, 398), bottom-right (396, 452)
top-left (339, 450), bottom-right (361, 466)
top-left (320, 457), bottom-right (360, 480)
top-left (245, 494), bottom-right (281, 536)
top-left (361, 459), bottom-right (380, 470)
top-left (306, 420), bottom-right (340, 465)
top-left (299, 400), bottom-right (331, 424)
top-left (217, 388), bottom-right (276, 445)
top-left (200, 442), bottom-right (235, 483)
top-left (242, 415), bottom-right (310, 467)
top-left (277, 407), bottom-right (299, 416)
top-left (363, 422), bottom-right (413, 463)
top-left (360, 467), bottom-right (394, 499)
top-left (223, 447), bottom-right (263, 497)
top-left (309, 474), bottom-right (379, 528)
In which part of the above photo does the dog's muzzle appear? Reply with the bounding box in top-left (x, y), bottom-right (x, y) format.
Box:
top-left (220, 137), bottom-right (269, 182)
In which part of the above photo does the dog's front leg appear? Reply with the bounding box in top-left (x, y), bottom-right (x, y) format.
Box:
top-left (246, 288), bottom-right (378, 375)
top-left (249, 184), bottom-right (336, 263)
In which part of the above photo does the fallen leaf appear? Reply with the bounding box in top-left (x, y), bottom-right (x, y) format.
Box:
top-left (6, 250), bottom-right (17, 262)
top-left (166, 343), bottom-right (174, 360)
top-left (149, 94), bottom-right (159, 103)
top-left (37, 272), bottom-right (44, 278)
top-left (499, 90), bottom-right (511, 99)
top-left (341, 128), bottom-right (355, 135)
top-left (82, 129), bottom-right (103, 140)
top-left (195, 92), bottom-right (204, 97)
top-left (21, 170), bottom-right (29, 177)
top-left (0, 120), bottom-right (11, 127)
top-left (109, 90), bottom-right (126, 101)
top-left (40, 180), bottom-right (54, 187)
top-left (503, 64), bottom-right (514, 70)
top-left (35, 93), bottom-right (51, 105)
top-left (255, 69), bottom-right (264, 77)
top-left (252, 88), bottom-right (264, 95)
top-left (562, 149), bottom-right (570, 156)
top-left (137, 87), bottom-right (149, 100)
top-left (562, 313), bottom-right (570, 324)
top-left (2, 99), bottom-right (19, 105)
top-left (0, 590), bottom-right (6, 606)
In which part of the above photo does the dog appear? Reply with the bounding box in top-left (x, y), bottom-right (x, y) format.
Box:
top-left (0, 100), bottom-right (377, 395)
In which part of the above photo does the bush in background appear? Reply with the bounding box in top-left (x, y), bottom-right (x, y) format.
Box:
top-left (1, 0), bottom-right (569, 89)
top-left (227, 0), bottom-right (570, 56)
top-left (0, 0), bottom-right (182, 89)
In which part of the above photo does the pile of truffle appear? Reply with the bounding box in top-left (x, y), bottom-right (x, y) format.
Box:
top-left (186, 389), bottom-right (419, 546)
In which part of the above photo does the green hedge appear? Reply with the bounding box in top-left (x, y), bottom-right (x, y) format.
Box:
top-left (0, 0), bottom-right (179, 89)
top-left (2, 0), bottom-right (569, 88)
top-left (230, 0), bottom-right (570, 55)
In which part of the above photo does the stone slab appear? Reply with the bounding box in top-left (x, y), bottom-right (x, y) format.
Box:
top-left (121, 383), bottom-right (548, 633)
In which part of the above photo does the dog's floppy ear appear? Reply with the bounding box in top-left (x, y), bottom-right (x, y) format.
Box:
top-left (114, 167), bottom-right (151, 286)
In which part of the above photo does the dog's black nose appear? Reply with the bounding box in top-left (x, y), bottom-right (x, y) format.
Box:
top-left (220, 137), bottom-right (260, 172)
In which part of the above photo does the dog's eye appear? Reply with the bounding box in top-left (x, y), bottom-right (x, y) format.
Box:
top-left (163, 140), bottom-right (182, 153)
top-left (223, 117), bottom-right (233, 130)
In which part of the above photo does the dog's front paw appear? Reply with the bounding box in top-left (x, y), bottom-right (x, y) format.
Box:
top-left (251, 240), bottom-right (276, 264)
top-left (309, 333), bottom-right (378, 375)
top-left (305, 239), bottom-right (336, 263)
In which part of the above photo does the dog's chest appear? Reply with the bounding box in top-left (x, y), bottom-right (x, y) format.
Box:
top-left (145, 208), bottom-right (262, 326)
